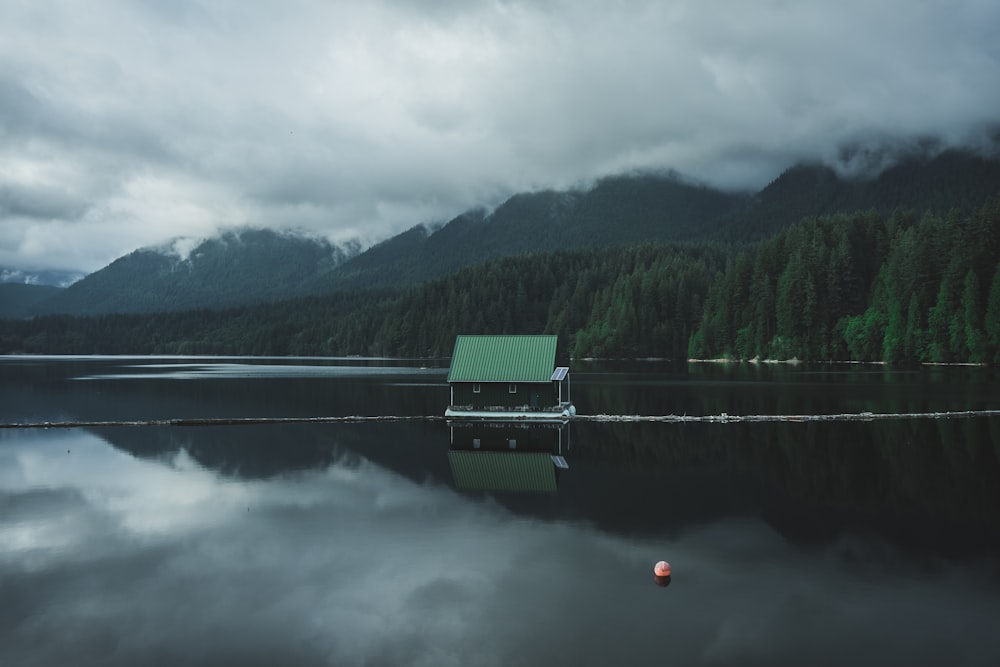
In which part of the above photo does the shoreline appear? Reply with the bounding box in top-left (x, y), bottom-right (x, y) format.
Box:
top-left (686, 357), bottom-right (989, 367)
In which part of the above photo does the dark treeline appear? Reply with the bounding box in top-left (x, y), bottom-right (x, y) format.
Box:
top-left (691, 196), bottom-right (1000, 363)
top-left (0, 244), bottom-right (724, 359)
top-left (1, 195), bottom-right (998, 362)
top-left (0, 290), bottom-right (397, 357)
top-left (373, 244), bottom-right (724, 357)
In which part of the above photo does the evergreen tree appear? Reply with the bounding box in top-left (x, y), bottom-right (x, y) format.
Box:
top-left (986, 262), bottom-right (1000, 363)
top-left (962, 269), bottom-right (986, 362)
top-left (927, 272), bottom-right (960, 362)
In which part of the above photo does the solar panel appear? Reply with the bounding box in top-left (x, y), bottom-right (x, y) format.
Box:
top-left (550, 367), bottom-right (569, 381)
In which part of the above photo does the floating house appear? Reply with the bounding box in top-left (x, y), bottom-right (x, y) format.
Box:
top-left (445, 334), bottom-right (575, 420)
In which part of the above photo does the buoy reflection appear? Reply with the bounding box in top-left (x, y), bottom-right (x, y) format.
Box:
top-left (653, 574), bottom-right (672, 587)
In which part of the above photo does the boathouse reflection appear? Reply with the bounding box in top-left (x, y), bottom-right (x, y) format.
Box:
top-left (447, 422), bottom-right (570, 493)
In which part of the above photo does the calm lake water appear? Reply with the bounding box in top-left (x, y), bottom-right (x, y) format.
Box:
top-left (2, 356), bottom-right (1000, 666)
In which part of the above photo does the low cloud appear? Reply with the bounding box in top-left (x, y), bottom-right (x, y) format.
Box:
top-left (1, 0), bottom-right (998, 273)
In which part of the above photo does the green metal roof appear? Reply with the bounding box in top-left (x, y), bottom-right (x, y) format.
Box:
top-left (448, 451), bottom-right (558, 492)
top-left (447, 335), bottom-right (558, 383)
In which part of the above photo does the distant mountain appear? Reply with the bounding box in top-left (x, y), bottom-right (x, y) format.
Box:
top-left (0, 283), bottom-right (63, 318)
top-left (30, 228), bottom-right (360, 316)
top-left (313, 149), bottom-right (1000, 292)
top-left (18, 149), bottom-right (1000, 317)
top-left (1, 267), bottom-right (84, 287)
top-left (311, 172), bottom-right (746, 291)
top-left (725, 149), bottom-right (1000, 239)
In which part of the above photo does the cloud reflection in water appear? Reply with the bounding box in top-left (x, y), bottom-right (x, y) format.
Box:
top-left (2, 429), bottom-right (999, 666)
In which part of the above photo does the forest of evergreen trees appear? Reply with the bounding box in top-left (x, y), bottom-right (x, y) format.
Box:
top-left (690, 197), bottom-right (1000, 363)
top-left (1, 196), bottom-right (998, 363)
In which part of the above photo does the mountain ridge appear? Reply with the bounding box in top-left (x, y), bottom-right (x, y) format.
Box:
top-left (13, 149), bottom-right (1000, 318)
top-left (23, 228), bottom-right (360, 317)
top-left (307, 173), bottom-right (747, 293)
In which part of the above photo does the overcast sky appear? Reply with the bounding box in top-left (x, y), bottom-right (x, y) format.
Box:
top-left (2, 0), bottom-right (999, 275)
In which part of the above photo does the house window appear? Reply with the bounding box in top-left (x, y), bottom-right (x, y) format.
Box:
top-left (508, 438), bottom-right (517, 449)
top-left (508, 383), bottom-right (517, 394)
top-left (473, 383), bottom-right (481, 393)
top-left (473, 438), bottom-right (481, 449)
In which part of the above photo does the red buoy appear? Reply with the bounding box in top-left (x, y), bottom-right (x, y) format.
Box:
top-left (654, 561), bottom-right (671, 577)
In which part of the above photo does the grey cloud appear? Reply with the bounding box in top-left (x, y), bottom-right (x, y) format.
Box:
top-left (0, 74), bottom-right (172, 166)
top-left (0, 78), bottom-right (46, 138)
top-left (0, 0), bottom-right (998, 273)
top-left (0, 183), bottom-right (89, 221)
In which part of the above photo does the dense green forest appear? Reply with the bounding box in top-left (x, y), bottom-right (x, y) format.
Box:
top-left (691, 196), bottom-right (1000, 363)
top-left (1, 196), bottom-right (998, 363)
top-left (0, 244), bottom-right (724, 358)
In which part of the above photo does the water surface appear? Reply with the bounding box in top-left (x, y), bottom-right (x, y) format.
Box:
top-left (2, 357), bottom-right (999, 666)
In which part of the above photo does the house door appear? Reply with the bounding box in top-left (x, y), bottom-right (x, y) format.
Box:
top-left (530, 391), bottom-right (540, 408)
